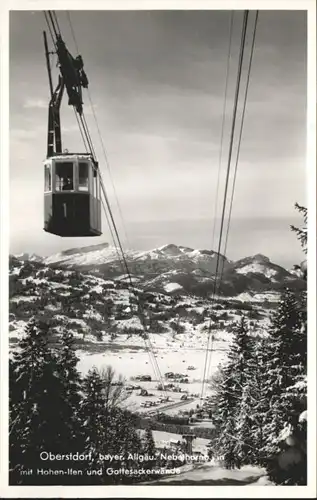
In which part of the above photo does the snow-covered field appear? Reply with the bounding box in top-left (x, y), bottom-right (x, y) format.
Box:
top-left (77, 330), bottom-right (229, 379)
top-left (234, 291), bottom-right (280, 303)
top-left (77, 346), bottom-right (226, 380)
top-left (75, 329), bottom-right (231, 412)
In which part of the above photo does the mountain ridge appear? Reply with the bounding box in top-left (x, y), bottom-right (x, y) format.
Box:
top-left (12, 243), bottom-right (305, 297)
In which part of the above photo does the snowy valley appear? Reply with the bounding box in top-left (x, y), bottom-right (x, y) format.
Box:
top-left (9, 243), bottom-right (303, 419)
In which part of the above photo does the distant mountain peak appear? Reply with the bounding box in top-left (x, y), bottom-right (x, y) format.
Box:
top-left (60, 242), bottom-right (110, 257)
top-left (158, 244), bottom-right (193, 256)
top-left (252, 253), bottom-right (271, 263)
top-left (14, 252), bottom-right (42, 263)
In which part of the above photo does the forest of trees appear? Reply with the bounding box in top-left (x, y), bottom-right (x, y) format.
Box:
top-left (208, 203), bottom-right (307, 485)
top-left (9, 326), bottom-right (158, 485)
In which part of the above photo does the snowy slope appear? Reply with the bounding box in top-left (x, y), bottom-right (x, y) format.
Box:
top-left (44, 242), bottom-right (230, 274)
top-left (164, 282), bottom-right (184, 294)
top-left (45, 243), bottom-right (139, 267)
top-left (236, 262), bottom-right (277, 279)
top-left (35, 243), bottom-right (305, 297)
top-left (233, 254), bottom-right (290, 281)
top-left (9, 254), bottom-right (273, 350)
top-left (14, 252), bottom-right (43, 263)
top-left (11, 249), bottom-right (305, 303)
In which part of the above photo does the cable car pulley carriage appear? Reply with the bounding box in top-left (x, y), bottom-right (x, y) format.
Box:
top-left (42, 15), bottom-right (102, 237)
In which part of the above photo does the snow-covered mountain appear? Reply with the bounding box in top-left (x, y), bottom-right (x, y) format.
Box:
top-left (45, 243), bottom-right (229, 274)
top-left (8, 253), bottom-right (278, 350)
top-left (44, 242), bottom-right (138, 267)
top-left (232, 254), bottom-right (291, 281)
top-left (8, 244), bottom-right (305, 361)
top-left (14, 252), bottom-right (43, 263)
top-left (37, 243), bottom-right (304, 296)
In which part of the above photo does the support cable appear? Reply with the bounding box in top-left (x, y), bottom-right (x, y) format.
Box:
top-left (205, 13), bottom-right (259, 389)
top-left (219, 11), bottom-right (259, 281)
top-left (99, 194), bottom-right (162, 398)
top-left (200, 11), bottom-right (250, 400)
top-left (73, 107), bottom-right (89, 153)
top-left (48, 11), bottom-right (59, 39)
top-left (80, 113), bottom-right (97, 161)
top-left (66, 10), bottom-right (131, 248)
top-left (43, 12), bottom-right (57, 50)
top-left (100, 198), bottom-right (126, 273)
top-left (52, 11), bottom-right (61, 35)
top-left (211, 11), bottom-right (234, 253)
top-left (66, 10), bottom-right (79, 52)
top-left (86, 89), bottom-right (131, 248)
top-left (99, 175), bottom-right (167, 396)
top-left (203, 13), bottom-right (234, 391)
top-left (211, 10), bottom-right (249, 297)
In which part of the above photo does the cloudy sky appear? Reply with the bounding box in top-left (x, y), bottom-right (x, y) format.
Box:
top-left (9, 9), bottom-right (307, 267)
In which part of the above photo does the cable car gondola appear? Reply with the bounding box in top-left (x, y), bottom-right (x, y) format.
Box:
top-left (44, 152), bottom-right (101, 237)
top-left (42, 22), bottom-right (102, 237)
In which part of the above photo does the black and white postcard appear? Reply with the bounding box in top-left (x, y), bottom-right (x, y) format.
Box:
top-left (1, 0), bottom-right (316, 497)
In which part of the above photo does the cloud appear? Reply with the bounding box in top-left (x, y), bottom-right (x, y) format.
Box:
top-left (10, 128), bottom-right (39, 139)
top-left (23, 98), bottom-right (47, 109)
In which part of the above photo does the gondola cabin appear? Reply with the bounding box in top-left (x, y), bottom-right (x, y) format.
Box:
top-left (44, 153), bottom-right (102, 237)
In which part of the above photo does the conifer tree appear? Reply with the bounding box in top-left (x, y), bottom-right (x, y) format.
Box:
top-left (234, 383), bottom-right (257, 466)
top-left (9, 358), bottom-right (21, 482)
top-left (144, 427), bottom-right (156, 457)
top-left (142, 427), bottom-right (157, 473)
top-left (80, 367), bottom-right (146, 485)
top-left (51, 328), bottom-right (87, 483)
top-left (80, 368), bottom-right (107, 483)
top-left (227, 316), bottom-right (254, 391)
top-left (221, 416), bottom-right (238, 469)
top-left (55, 328), bottom-right (83, 450)
top-left (9, 318), bottom-right (67, 485)
top-left (262, 288), bottom-right (306, 447)
top-left (262, 204), bottom-right (307, 485)
top-left (211, 317), bottom-right (254, 467)
top-left (290, 203), bottom-right (307, 254)
top-left (247, 339), bottom-right (268, 465)
top-left (110, 409), bottom-right (142, 467)
top-left (211, 363), bottom-right (236, 431)
top-left (259, 288), bottom-right (307, 485)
